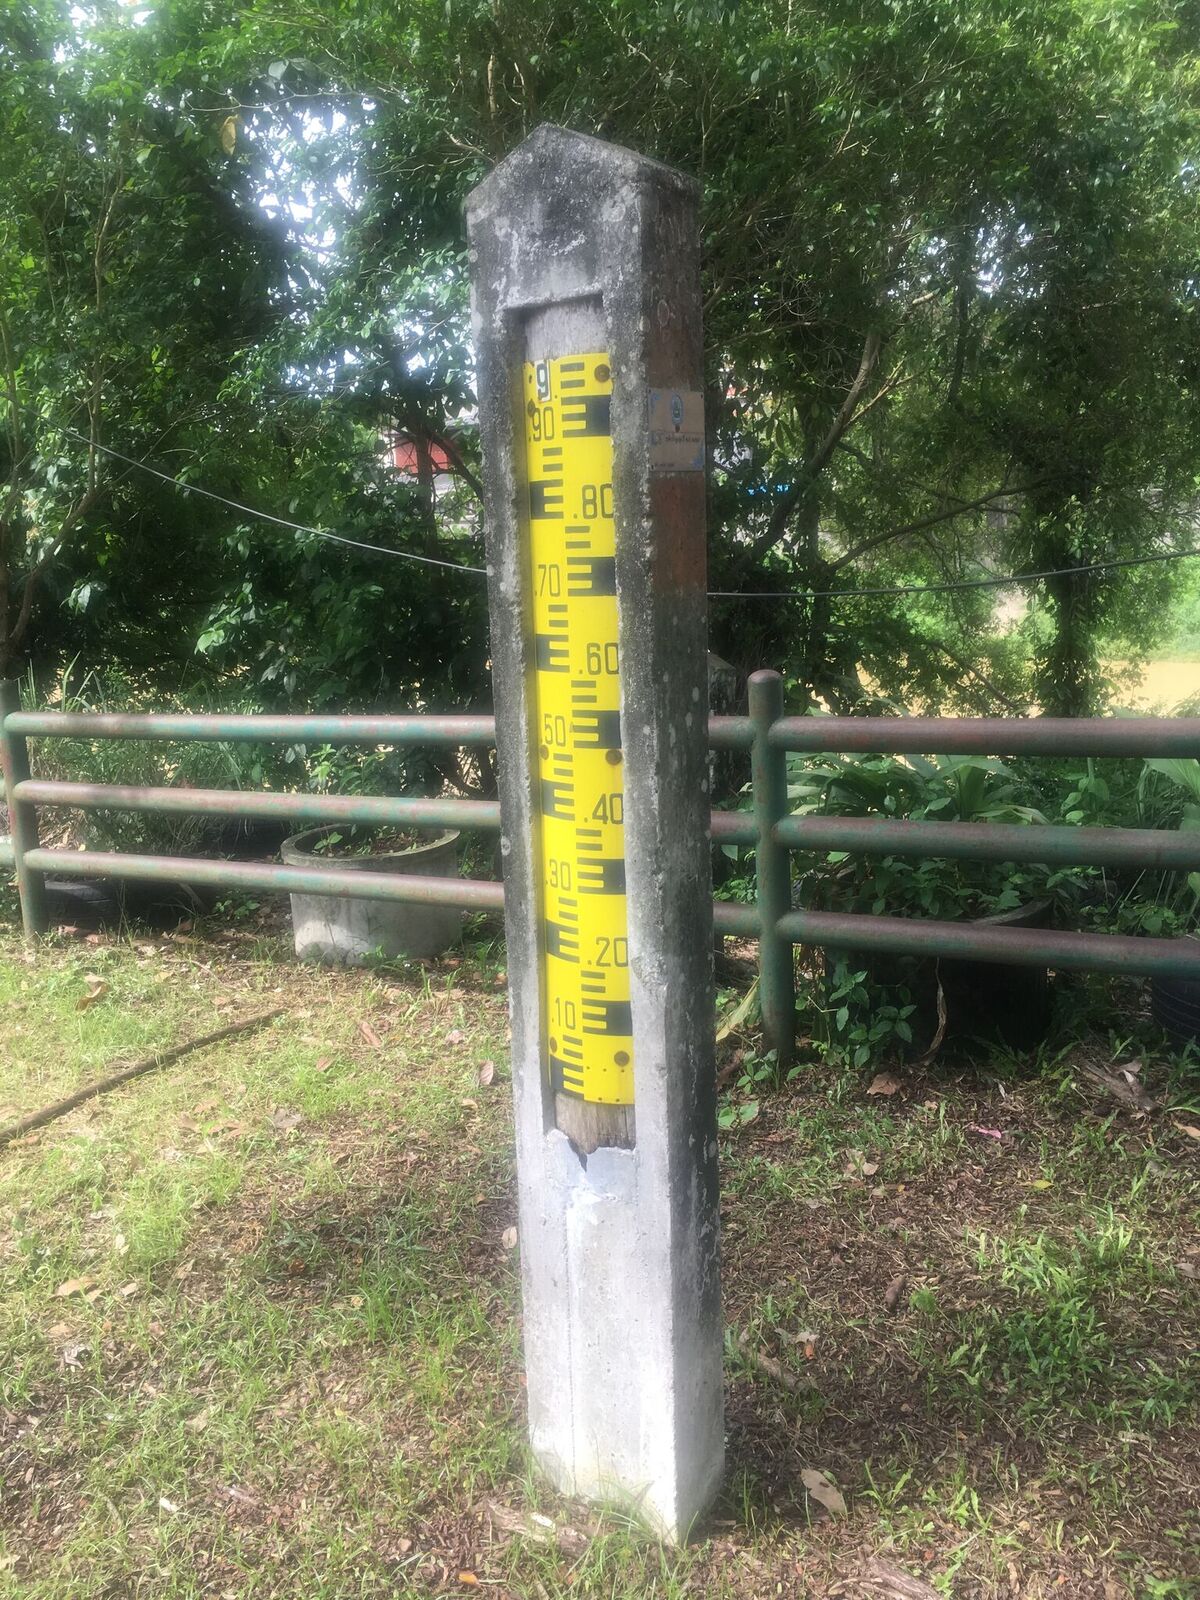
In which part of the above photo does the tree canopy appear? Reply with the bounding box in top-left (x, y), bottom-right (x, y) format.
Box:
top-left (3, 0), bottom-right (1199, 716)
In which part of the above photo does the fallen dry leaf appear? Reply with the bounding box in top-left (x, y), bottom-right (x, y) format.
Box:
top-left (477, 1060), bottom-right (496, 1086)
top-left (484, 1501), bottom-right (587, 1554)
top-left (911, 975), bottom-right (949, 1065)
top-left (1079, 1062), bottom-right (1157, 1111)
top-left (358, 1020), bottom-right (383, 1050)
top-left (54, 1276), bottom-right (96, 1299)
top-left (737, 1327), bottom-right (802, 1391)
top-left (867, 1073), bottom-right (900, 1097)
top-left (884, 1274), bottom-right (907, 1311)
top-left (501, 1226), bottom-right (518, 1251)
top-left (859, 1555), bottom-right (940, 1599)
top-left (800, 1466), bottom-right (847, 1517)
top-left (487, 1502), bottom-right (555, 1544)
top-left (206, 1114), bottom-right (246, 1137)
top-left (314, 1057), bottom-right (332, 1073)
top-left (1173, 1121), bottom-right (1200, 1141)
top-left (446, 1029), bottom-right (466, 1047)
top-left (968, 1123), bottom-right (1004, 1140)
top-left (75, 979), bottom-right (108, 1013)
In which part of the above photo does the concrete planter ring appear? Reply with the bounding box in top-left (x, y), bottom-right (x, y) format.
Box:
top-left (280, 825), bottom-right (462, 965)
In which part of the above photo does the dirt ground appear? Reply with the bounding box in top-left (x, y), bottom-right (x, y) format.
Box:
top-left (0, 911), bottom-right (1197, 1599)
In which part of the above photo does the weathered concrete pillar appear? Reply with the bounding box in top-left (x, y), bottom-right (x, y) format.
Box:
top-left (466, 126), bottom-right (722, 1539)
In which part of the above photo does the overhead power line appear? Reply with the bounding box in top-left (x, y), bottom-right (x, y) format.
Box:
top-left (708, 544), bottom-right (1200, 602)
top-left (53, 425), bottom-right (487, 575)
top-left (49, 424), bottom-right (1200, 602)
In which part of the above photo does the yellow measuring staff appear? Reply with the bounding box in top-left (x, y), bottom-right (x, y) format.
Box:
top-left (525, 352), bottom-right (633, 1106)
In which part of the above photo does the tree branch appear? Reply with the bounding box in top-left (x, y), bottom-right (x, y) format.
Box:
top-left (9, 482), bottom-right (103, 660)
top-left (746, 328), bottom-right (884, 564)
top-left (836, 440), bottom-right (984, 511)
top-left (809, 329), bottom-right (883, 482)
top-left (424, 424), bottom-right (484, 502)
top-left (830, 481), bottom-right (1041, 572)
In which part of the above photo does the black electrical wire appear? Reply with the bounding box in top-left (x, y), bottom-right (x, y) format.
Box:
top-left (50, 424), bottom-right (1200, 602)
top-left (53, 425), bottom-right (487, 575)
top-left (708, 544), bottom-right (1200, 601)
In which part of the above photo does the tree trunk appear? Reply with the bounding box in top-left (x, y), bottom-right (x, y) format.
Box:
top-left (1039, 563), bottom-right (1098, 717)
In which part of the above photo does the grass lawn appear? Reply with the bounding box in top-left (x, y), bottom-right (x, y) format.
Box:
top-left (0, 903), bottom-right (1197, 1598)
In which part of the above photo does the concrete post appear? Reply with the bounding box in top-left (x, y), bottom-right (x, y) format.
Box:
top-left (466, 126), bottom-right (722, 1540)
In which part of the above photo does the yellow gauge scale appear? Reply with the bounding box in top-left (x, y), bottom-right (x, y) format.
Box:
top-left (525, 352), bottom-right (633, 1106)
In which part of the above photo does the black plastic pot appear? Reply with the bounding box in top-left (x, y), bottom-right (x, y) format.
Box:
top-left (937, 899), bottom-right (1053, 1050)
top-left (19, 816), bottom-right (283, 932)
top-left (1150, 944), bottom-right (1200, 1046)
top-left (211, 816), bottom-right (293, 860)
top-left (42, 875), bottom-right (212, 931)
top-left (833, 897), bottom-right (1054, 1053)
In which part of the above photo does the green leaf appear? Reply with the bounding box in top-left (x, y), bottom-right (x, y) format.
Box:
top-left (1144, 758), bottom-right (1200, 804)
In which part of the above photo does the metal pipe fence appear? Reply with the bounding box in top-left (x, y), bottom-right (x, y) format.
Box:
top-left (15, 780), bottom-right (501, 835)
top-left (5, 672), bottom-right (1200, 1060)
top-left (0, 694), bottom-right (507, 938)
top-left (735, 669), bottom-right (1200, 1060)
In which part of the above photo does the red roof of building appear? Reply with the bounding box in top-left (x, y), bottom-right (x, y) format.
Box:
top-left (389, 437), bottom-right (455, 476)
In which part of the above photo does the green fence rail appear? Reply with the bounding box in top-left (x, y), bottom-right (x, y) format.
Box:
top-left (5, 671), bottom-right (1200, 1061)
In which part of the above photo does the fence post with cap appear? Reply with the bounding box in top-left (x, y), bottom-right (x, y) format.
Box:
top-left (0, 679), bottom-right (49, 938)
